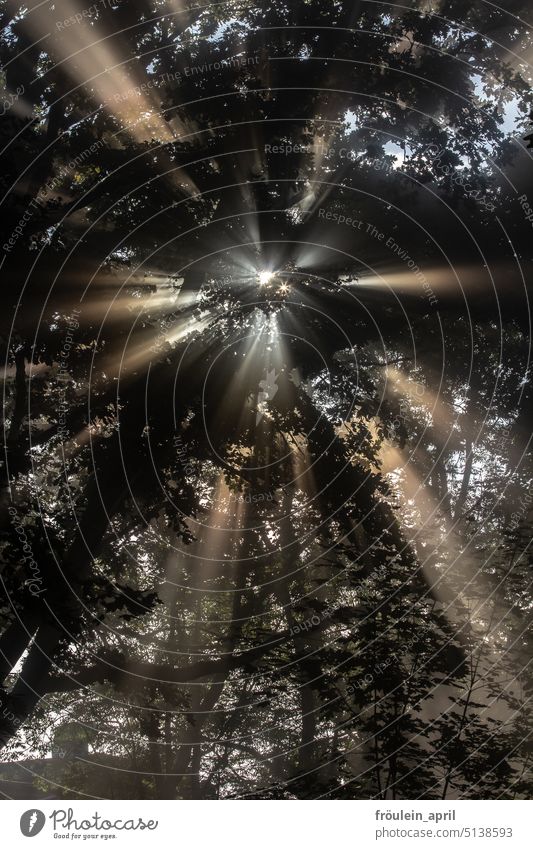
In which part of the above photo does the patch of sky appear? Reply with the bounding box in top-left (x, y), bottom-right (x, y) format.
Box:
top-left (384, 141), bottom-right (404, 168)
top-left (471, 72), bottom-right (523, 136)
top-left (343, 110), bottom-right (358, 133)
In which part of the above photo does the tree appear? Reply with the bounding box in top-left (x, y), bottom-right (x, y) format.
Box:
top-left (0, 0), bottom-right (532, 798)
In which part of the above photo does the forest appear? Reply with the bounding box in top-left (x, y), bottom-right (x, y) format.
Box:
top-left (0, 0), bottom-right (532, 799)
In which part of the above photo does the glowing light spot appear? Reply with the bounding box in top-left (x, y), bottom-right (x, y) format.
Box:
top-left (259, 270), bottom-right (274, 286)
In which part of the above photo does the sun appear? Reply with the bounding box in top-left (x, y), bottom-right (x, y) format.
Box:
top-left (259, 270), bottom-right (274, 286)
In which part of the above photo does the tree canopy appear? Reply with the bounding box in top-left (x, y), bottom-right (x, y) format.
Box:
top-left (0, 0), bottom-right (532, 799)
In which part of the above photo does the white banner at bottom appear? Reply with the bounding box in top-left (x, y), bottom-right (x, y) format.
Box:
top-left (2, 800), bottom-right (532, 848)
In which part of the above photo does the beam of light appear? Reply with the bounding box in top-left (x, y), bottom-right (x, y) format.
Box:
top-left (198, 311), bottom-right (291, 480)
top-left (12, 1), bottom-right (177, 142)
top-left (293, 241), bottom-right (353, 273)
top-left (186, 475), bottom-right (245, 577)
top-left (372, 369), bottom-right (507, 644)
top-left (334, 395), bottom-right (490, 640)
top-left (165, 472), bottom-right (262, 595)
top-left (286, 434), bottom-right (317, 512)
top-left (384, 365), bottom-right (458, 443)
top-left (355, 262), bottom-right (516, 301)
top-left (95, 307), bottom-right (209, 378)
top-left (60, 288), bottom-right (197, 329)
top-left (10, 1), bottom-right (200, 196)
top-left (59, 269), bottom-right (178, 288)
top-left (269, 120), bottom-right (345, 224)
top-left (376, 442), bottom-right (495, 641)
